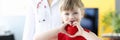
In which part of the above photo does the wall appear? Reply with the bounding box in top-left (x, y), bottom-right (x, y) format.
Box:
top-left (0, 16), bottom-right (25, 40)
top-left (82, 0), bottom-right (115, 39)
top-left (0, 0), bottom-right (33, 40)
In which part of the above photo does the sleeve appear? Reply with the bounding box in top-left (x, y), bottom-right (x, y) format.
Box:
top-left (22, 0), bottom-right (37, 40)
top-left (22, 13), bottom-right (35, 40)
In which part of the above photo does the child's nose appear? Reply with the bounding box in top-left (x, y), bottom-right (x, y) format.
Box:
top-left (69, 15), bottom-right (74, 20)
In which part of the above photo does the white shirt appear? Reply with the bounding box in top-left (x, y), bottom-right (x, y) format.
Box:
top-left (22, 0), bottom-right (62, 40)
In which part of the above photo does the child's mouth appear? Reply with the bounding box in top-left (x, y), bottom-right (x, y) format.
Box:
top-left (70, 20), bottom-right (75, 24)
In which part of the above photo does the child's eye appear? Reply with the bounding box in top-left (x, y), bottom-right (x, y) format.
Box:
top-left (65, 13), bottom-right (69, 15)
top-left (73, 12), bottom-right (78, 15)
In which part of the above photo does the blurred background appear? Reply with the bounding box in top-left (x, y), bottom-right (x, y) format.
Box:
top-left (0, 0), bottom-right (119, 40)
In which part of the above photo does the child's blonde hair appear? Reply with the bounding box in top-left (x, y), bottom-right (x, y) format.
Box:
top-left (59, 0), bottom-right (84, 11)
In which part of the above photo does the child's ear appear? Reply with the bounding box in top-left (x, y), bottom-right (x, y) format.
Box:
top-left (81, 10), bottom-right (85, 18)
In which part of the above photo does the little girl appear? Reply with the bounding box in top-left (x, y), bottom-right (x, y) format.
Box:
top-left (34, 0), bottom-right (100, 40)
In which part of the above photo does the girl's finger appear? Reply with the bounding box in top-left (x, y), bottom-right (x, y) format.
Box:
top-left (60, 21), bottom-right (71, 32)
top-left (73, 21), bottom-right (84, 31)
top-left (70, 21), bottom-right (84, 37)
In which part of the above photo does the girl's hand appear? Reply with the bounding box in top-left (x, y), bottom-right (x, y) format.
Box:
top-left (59, 21), bottom-right (71, 35)
top-left (69, 21), bottom-right (84, 37)
top-left (59, 21), bottom-right (84, 37)
top-left (59, 21), bottom-right (80, 37)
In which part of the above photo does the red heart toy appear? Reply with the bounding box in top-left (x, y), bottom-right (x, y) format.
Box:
top-left (65, 24), bottom-right (78, 35)
top-left (58, 24), bottom-right (86, 40)
top-left (58, 33), bottom-right (86, 40)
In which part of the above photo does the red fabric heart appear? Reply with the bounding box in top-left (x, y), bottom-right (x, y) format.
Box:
top-left (58, 24), bottom-right (89, 40)
top-left (65, 24), bottom-right (78, 35)
top-left (58, 33), bottom-right (86, 40)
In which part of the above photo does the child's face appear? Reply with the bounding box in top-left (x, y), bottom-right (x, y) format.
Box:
top-left (61, 8), bottom-right (84, 24)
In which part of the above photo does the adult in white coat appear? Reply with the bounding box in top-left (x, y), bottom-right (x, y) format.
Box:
top-left (22, 0), bottom-right (61, 40)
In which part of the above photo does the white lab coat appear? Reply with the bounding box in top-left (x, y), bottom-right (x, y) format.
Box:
top-left (22, 0), bottom-right (62, 40)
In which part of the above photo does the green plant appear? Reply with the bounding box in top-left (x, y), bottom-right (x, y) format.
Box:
top-left (102, 12), bottom-right (120, 33)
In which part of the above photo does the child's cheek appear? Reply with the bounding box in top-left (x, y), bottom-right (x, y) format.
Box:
top-left (65, 18), bottom-right (69, 21)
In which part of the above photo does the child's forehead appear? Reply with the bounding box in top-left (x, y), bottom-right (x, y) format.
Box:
top-left (61, 8), bottom-right (81, 12)
top-left (61, 7), bottom-right (80, 11)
